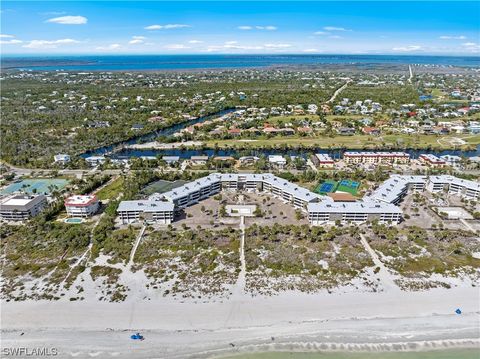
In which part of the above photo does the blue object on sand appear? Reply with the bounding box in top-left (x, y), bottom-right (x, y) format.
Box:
top-left (455, 308), bottom-right (462, 315)
top-left (131, 333), bottom-right (144, 340)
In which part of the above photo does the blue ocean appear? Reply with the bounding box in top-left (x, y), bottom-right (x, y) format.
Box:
top-left (1, 54), bottom-right (479, 71)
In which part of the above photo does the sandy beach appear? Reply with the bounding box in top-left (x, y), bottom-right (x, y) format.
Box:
top-left (2, 285), bottom-right (479, 358)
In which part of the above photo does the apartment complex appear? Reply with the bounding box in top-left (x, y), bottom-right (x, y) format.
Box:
top-left (117, 200), bottom-right (175, 224)
top-left (116, 173), bottom-right (478, 226)
top-left (308, 201), bottom-right (402, 225)
top-left (311, 153), bottom-right (335, 168)
top-left (64, 195), bottom-right (100, 217)
top-left (0, 195), bottom-right (47, 221)
top-left (343, 151), bottom-right (410, 165)
top-left (161, 173), bottom-right (322, 210)
top-left (419, 154), bottom-right (446, 167)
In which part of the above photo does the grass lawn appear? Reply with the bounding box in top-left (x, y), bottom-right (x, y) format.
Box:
top-left (95, 177), bottom-right (124, 200)
top-left (206, 134), bottom-right (480, 150)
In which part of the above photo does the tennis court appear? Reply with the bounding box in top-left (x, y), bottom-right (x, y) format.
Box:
top-left (1, 178), bottom-right (69, 195)
top-left (336, 179), bottom-right (360, 195)
top-left (141, 180), bottom-right (187, 196)
top-left (315, 180), bottom-right (338, 194)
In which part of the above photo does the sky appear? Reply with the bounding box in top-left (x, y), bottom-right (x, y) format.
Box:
top-left (1, 1), bottom-right (479, 56)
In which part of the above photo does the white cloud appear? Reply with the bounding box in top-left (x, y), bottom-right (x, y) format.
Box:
top-left (0, 39), bottom-right (23, 45)
top-left (323, 26), bottom-right (350, 31)
top-left (206, 41), bottom-right (291, 52)
top-left (329, 35), bottom-right (343, 39)
top-left (0, 34), bottom-right (15, 38)
top-left (313, 31), bottom-right (329, 35)
top-left (164, 44), bottom-right (190, 50)
top-left (46, 15), bottom-right (87, 25)
top-left (462, 42), bottom-right (480, 52)
top-left (257, 26), bottom-right (277, 30)
top-left (96, 43), bottom-right (122, 51)
top-left (145, 24), bottom-right (190, 30)
top-left (23, 38), bottom-right (80, 49)
top-left (439, 35), bottom-right (467, 40)
top-left (303, 48), bottom-right (321, 53)
top-left (188, 40), bottom-right (203, 44)
top-left (392, 45), bottom-right (423, 52)
top-left (238, 25), bottom-right (277, 31)
top-left (129, 36), bottom-right (146, 45)
top-left (263, 43), bottom-right (292, 49)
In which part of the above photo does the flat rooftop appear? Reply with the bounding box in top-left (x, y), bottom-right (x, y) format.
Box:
top-left (65, 195), bottom-right (98, 206)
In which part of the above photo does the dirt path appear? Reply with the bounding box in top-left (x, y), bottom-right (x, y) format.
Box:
top-left (326, 79), bottom-right (352, 104)
top-left (359, 234), bottom-right (400, 292)
top-left (408, 65), bottom-right (413, 83)
top-left (128, 225), bottom-right (146, 268)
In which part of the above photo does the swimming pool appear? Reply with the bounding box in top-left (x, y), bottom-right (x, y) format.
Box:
top-left (64, 218), bottom-right (84, 224)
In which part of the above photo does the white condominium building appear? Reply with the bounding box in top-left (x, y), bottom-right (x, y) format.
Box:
top-left (0, 195), bottom-right (48, 221)
top-left (308, 201), bottom-right (402, 225)
top-left (117, 200), bottom-right (174, 224)
top-left (419, 154), bottom-right (446, 167)
top-left (426, 176), bottom-right (480, 200)
top-left (367, 175), bottom-right (426, 205)
top-left (64, 195), bottom-right (100, 217)
top-left (311, 153), bottom-right (335, 168)
top-left (343, 152), bottom-right (410, 164)
top-left (161, 173), bottom-right (323, 211)
top-left (116, 173), bottom-right (478, 226)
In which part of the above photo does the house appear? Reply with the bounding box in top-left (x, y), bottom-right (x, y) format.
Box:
top-left (239, 156), bottom-right (259, 165)
top-left (268, 155), bottom-right (287, 168)
top-left (162, 156), bottom-right (180, 165)
top-left (362, 127), bottom-right (380, 135)
top-left (54, 154), bottom-right (71, 165)
top-left (337, 127), bottom-right (355, 136)
top-left (85, 156), bottom-right (106, 166)
top-left (0, 195), bottom-right (47, 221)
top-left (64, 195), bottom-right (100, 217)
top-left (190, 156), bottom-right (209, 166)
top-left (228, 128), bottom-right (242, 137)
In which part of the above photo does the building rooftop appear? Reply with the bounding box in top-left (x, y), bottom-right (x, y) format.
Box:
top-left (65, 195), bottom-right (98, 207)
top-left (117, 200), bottom-right (175, 212)
top-left (308, 201), bottom-right (402, 214)
top-left (0, 194), bottom-right (46, 209)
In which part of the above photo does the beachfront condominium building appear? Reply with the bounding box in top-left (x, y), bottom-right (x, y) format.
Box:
top-left (64, 195), bottom-right (100, 217)
top-left (307, 201), bottom-right (402, 225)
top-left (116, 173), bottom-right (478, 226)
top-left (426, 176), bottom-right (480, 200)
top-left (161, 173), bottom-right (322, 211)
top-left (367, 175), bottom-right (426, 205)
top-left (343, 152), bottom-right (410, 165)
top-left (117, 200), bottom-right (174, 224)
top-left (0, 194), bottom-right (48, 221)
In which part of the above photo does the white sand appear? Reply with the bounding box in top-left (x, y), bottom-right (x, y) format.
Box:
top-left (2, 286), bottom-right (479, 358)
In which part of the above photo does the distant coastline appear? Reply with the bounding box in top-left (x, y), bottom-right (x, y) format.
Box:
top-left (1, 54), bottom-right (479, 72)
